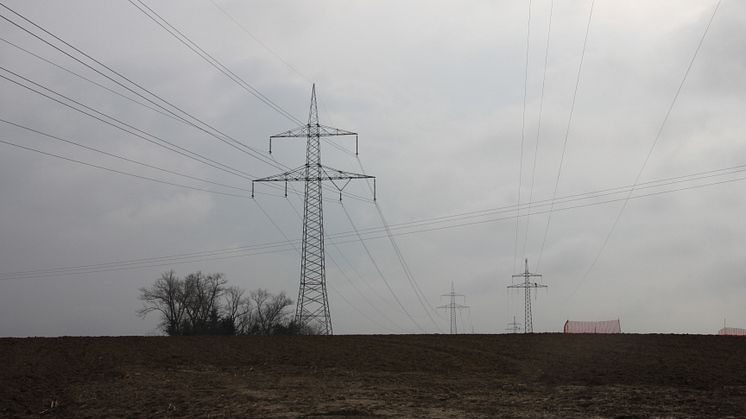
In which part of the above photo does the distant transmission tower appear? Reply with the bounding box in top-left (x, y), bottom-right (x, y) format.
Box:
top-left (252, 85), bottom-right (375, 335)
top-left (508, 258), bottom-right (546, 333)
top-left (437, 282), bottom-right (469, 334)
top-left (505, 315), bottom-right (522, 334)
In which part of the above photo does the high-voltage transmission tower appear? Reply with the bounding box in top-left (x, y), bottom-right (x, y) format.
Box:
top-left (508, 258), bottom-right (546, 334)
top-left (505, 315), bottom-right (522, 334)
top-left (252, 85), bottom-right (375, 335)
top-left (437, 282), bottom-right (469, 334)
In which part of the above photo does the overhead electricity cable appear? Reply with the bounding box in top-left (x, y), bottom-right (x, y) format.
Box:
top-left (536, 0), bottom-right (595, 269)
top-left (350, 173), bottom-right (746, 242)
top-left (0, 240), bottom-right (293, 281)
top-left (372, 201), bottom-right (444, 330)
top-left (0, 3), bottom-right (284, 172)
top-left (127, 0), bottom-right (303, 125)
top-left (340, 203), bottom-right (426, 333)
top-left (366, 162), bottom-right (746, 234)
top-left (207, 0), bottom-right (312, 85)
top-left (326, 284), bottom-right (394, 333)
top-left (354, 156), bottom-right (443, 330)
top-left (5, 119), bottom-right (744, 254)
top-left (567, 0), bottom-right (723, 299)
top-left (0, 36), bottom-right (182, 125)
top-left (513, 0), bottom-right (533, 273)
top-left (0, 65), bottom-right (329, 200)
top-left (0, 1), bottom-right (359, 204)
top-left (0, 67), bottom-right (361, 204)
top-left (0, 48), bottom-right (356, 204)
top-left (0, 241), bottom-right (296, 279)
top-left (0, 66), bottom-right (258, 182)
top-left (206, 0), bottom-right (358, 159)
top-left (3, 166), bottom-right (746, 281)
top-left (0, 118), bottom-right (253, 193)
top-left (0, 138), bottom-right (254, 199)
top-left (521, 0), bottom-right (554, 260)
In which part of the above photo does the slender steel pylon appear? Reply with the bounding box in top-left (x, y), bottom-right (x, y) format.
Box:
top-left (437, 282), bottom-right (469, 334)
top-left (508, 258), bottom-right (546, 333)
top-left (505, 316), bottom-right (522, 334)
top-left (252, 85), bottom-right (375, 335)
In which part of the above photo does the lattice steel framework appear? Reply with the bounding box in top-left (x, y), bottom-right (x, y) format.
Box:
top-left (252, 85), bottom-right (375, 335)
top-left (508, 258), bottom-right (546, 334)
top-left (437, 282), bottom-right (469, 334)
top-left (505, 315), bottom-right (522, 334)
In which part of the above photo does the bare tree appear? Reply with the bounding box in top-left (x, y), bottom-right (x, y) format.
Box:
top-left (138, 272), bottom-right (302, 336)
top-left (182, 272), bottom-right (227, 334)
top-left (223, 286), bottom-right (249, 334)
top-left (249, 289), bottom-right (293, 335)
top-left (137, 270), bottom-right (186, 335)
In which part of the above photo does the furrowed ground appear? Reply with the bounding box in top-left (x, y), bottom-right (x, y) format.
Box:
top-left (2, 334), bottom-right (745, 417)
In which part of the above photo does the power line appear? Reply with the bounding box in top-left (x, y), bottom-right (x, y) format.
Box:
top-left (566, 0), bottom-right (722, 299)
top-left (0, 137), bottom-right (253, 199)
top-left (0, 0), bottom-right (369, 206)
top-left (0, 36), bottom-right (183, 125)
top-left (207, 0), bottom-right (313, 85)
top-left (0, 39), bottom-right (361, 203)
top-left (340, 203), bottom-right (426, 333)
top-left (372, 201), bottom-right (442, 330)
top-left (521, 0), bottom-right (554, 260)
top-left (536, 0), bottom-right (595, 269)
top-left (128, 0), bottom-right (302, 126)
top-left (354, 156), bottom-right (442, 329)
top-left (0, 118), bottom-right (253, 193)
top-left (0, 66), bottom-right (258, 181)
top-left (0, 2), bottom-right (284, 171)
top-left (0, 240), bottom-right (297, 281)
top-left (3, 161), bottom-right (746, 281)
top-left (513, 0), bottom-right (533, 273)
top-left (0, 240), bottom-right (297, 279)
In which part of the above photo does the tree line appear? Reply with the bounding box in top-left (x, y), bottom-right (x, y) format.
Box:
top-left (138, 270), bottom-right (305, 336)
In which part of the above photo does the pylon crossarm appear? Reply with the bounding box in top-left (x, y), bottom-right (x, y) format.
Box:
top-left (318, 125), bottom-right (357, 137)
top-left (320, 165), bottom-right (374, 180)
top-left (253, 165), bottom-right (374, 183)
top-left (269, 124), bottom-right (357, 153)
top-left (253, 165), bottom-right (307, 183)
top-left (270, 126), bottom-right (310, 139)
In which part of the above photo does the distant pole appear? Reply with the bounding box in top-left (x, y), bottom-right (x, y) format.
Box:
top-left (508, 258), bottom-right (547, 333)
top-left (437, 282), bottom-right (469, 334)
top-left (506, 316), bottom-right (522, 334)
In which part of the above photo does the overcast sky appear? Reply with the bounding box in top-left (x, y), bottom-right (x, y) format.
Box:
top-left (0, 0), bottom-right (744, 336)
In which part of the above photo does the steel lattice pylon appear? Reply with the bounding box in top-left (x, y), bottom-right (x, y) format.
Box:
top-left (437, 282), bottom-right (468, 334)
top-left (508, 258), bottom-right (546, 334)
top-left (252, 85), bottom-right (375, 335)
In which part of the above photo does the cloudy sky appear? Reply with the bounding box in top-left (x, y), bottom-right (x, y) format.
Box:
top-left (0, 0), bottom-right (744, 336)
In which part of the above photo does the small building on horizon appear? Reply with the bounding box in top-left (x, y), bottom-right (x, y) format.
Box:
top-left (718, 327), bottom-right (746, 336)
top-left (563, 319), bottom-right (621, 334)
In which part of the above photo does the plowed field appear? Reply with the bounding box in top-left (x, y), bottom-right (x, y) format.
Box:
top-left (2, 334), bottom-right (745, 417)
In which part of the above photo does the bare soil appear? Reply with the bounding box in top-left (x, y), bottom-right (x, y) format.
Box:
top-left (1, 334), bottom-right (745, 417)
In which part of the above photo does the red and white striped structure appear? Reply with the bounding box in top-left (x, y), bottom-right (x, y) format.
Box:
top-left (718, 327), bottom-right (746, 336)
top-left (563, 319), bottom-right (621, 334)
